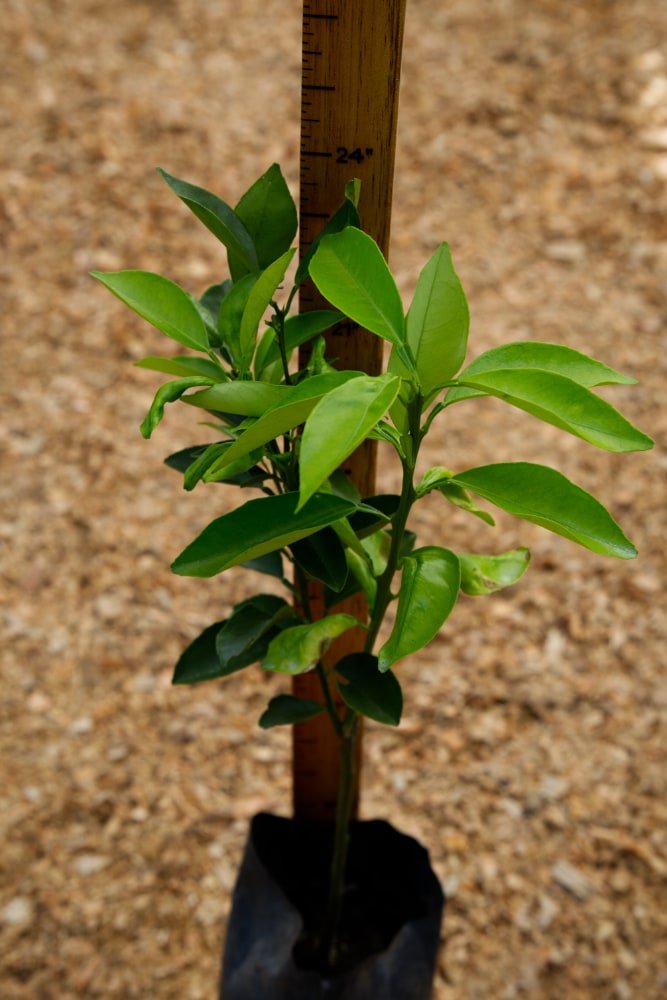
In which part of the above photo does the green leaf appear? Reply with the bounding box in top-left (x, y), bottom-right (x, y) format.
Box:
top-left (92, 270), bottom-right (209, 352)
top-left (201, 280), bottom-right (231, 319)
top-left (242, 551), bottom-right (284, 578)
top-left (348, 495), bottom-right (400, 538)
top-left (379, 546), bottom-right (460, 671)
top-left (140, 376), bottom-right (214, 438)
top-left (291, 527), bottom-right (348, 592)
top-left (238, 249), bottom-right (296, 372)
top-left (336, 653), bottom-right (402, 726)
top-left (344, 549), bottom-right (377, 611)
top-left (299, 374), bottom-right (401, 508)
top-left (204, 372), bottom-right (362, 482)
top-left (262, 614), bottom-right (360, 675)
top-left (158, 169), bottom-right (258, 274)
top-left (172, 491), bottom-right (358, 577)
top-left (416, 467), bottom-right (496, 526)
top-left (295, 193), bottom-right (361, 287)
top-left (456, 369), bottom-right (653, 452)
top-left (135, 356), bottom-right (226, 379)
top-left (259, 694), bottom-right (326, 729)
top-left (459, 547), bottom-right (531, 595)
top-left (254, 310), bottom-right (342, 378)
top-left (182, 441), bottom-right (263, 491)
top-left (183, 380), bottom-right (289, 417)
top-left (309, 229), bottom-right (406, 347)
top-left (229, 164), bottom-right (298, 278)
top-left (216, 595), bottom-right (297, 674)
top-left (390, 243), bottom-right (469, 398)
top-left (172, 621), bottom-right (225, 684)
top-left (446, 340), bottom-right (637, 407)
top-left (450, 462), bottom-right (637, 558)
top-left (217, 273), bottom-right (258, 367)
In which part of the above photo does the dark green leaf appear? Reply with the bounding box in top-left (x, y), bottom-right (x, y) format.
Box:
top-left (337, 653), bottom-right (402, 726)
top-left (379, 546), bottom-right (460, 671)
top-left (165, 445), bottom-right (210, 474)
top-left (183, 441), bottom-right (263, 491)
top-left (242, 551), bottom-right (284, 579)
top-left (172, 491), bottom-right (359, 577)
top-left (291, 527), bottom-right (348, 592)
top-left (216, 594), bottom-right (296, 674)
top-left (201, 280), bottom-right (231, 318)
top-left (457, 369), bottom-right (653, 452)
top-left (348, 495), bottom-right (400, 538)
top-left (158, 169), bottom-right (258, 274)
top-left (229, 164), bottom-right (298, 278)
top-left (459, 547), bottom-right (531, 595)
top-left (92, 270), bottom-right (209, 352)
top-left (309, 229), bottom-right (406, 347)
top-left (259, 694), bottom-right (326, 729)
top-left (172, 621), bottom-right (225, 684)
top-left (295, 195), bottom-right (360, 287)
top-left (299, 374), bottom-right (401, 507)
top-left (262, 614), bottom-right (360, 675)
top-left (450, 462), bottom-right (637, 558)
top-left (140, 376), bottom-right (214, 439)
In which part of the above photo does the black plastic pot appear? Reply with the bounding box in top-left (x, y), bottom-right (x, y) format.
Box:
top-left (220, 812), bottom-right (445, 999)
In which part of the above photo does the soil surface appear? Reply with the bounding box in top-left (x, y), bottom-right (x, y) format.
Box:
top-left (1, 1), bottom-right (666, 998)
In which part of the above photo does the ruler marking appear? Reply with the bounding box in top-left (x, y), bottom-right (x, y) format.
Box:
top-left (303, 84), bottom-right (336, 92)
top-left (302, 150), bottom-right (332, 158)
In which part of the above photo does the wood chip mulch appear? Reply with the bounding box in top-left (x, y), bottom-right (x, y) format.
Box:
top-left (1, 1), bottom-right (665, 997)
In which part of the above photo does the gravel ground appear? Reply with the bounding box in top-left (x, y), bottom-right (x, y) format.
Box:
top-left (1, 1), bottom-right (666, 997)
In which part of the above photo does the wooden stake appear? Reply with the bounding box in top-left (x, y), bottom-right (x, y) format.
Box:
top-left (293, 0), bottom-right (407, 823)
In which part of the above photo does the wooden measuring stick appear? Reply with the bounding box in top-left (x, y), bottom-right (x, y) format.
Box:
top-left (293, 0), bottom-right (407, 823)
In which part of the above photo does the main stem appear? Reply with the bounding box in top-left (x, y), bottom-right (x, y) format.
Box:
top-left (321, 411), bottom-right (420, 968)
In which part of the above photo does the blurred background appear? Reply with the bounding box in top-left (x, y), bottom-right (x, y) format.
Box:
top-left (1, 0), bottom-right (665, 996)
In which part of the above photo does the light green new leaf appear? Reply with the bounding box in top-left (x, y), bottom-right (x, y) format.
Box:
top-left (158, 169), bottom-right (258, 275)
top-left (446, 340), bottom-right (636, 407)
top-left (416, 467), bottom-right (496, 525)
top-left (140, 377), bottom-right (214, 438)
top-left (229, 164), bottom-right (298, 278)
top-left (450, 462), bottom-right (637, 558)
top-left (135, 356), bottom-right (227, 380)
top-left (261, 614), bottom-right (360, 675)
top-left (183, 380), bottom-right (289, 417)
top-left (92, 270), bottom-right (209, 352)
top-left (457, 369), bottom-right (653, 452)
top-left (337, 653), bottom-right (402, 726)
top-left (259, 694), bottom-right (326, 729)
top-left (459, 547), bottom-right (530, 595)
top-left (309, 229), bottom-right (406, 347)
top-left (172, 491), bottom-right (358, 577)
top-left (379, 546), bottom-right (460, 672)
top-left (390, 243), bottom-right (469, 399)
top-left (299, 374), bottom-right (401, 508)
top-left (204, 372), bottom-right (362, 481)
top-left (238, 248), bottom-right (296, 373)
top-left (217, 273), bottom-right (258, 366)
